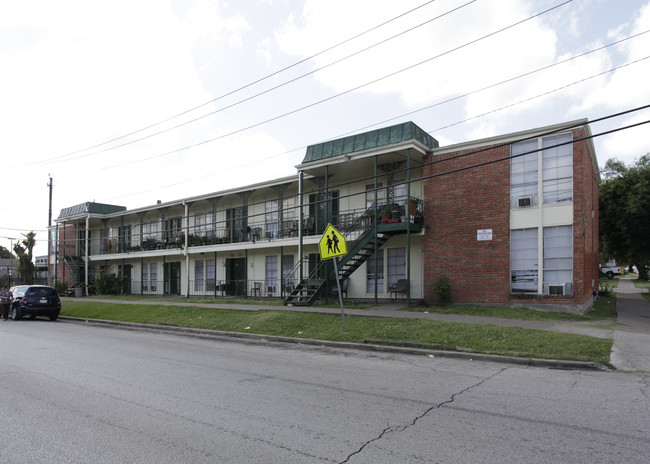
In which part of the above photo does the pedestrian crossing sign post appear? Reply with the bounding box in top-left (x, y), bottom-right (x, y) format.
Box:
top-left (318, 224), bottom-right (348, 331)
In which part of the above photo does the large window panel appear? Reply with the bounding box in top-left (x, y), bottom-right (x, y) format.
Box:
top-left (195, 260), bottom-right (204, 292)
top-left (542, 133), bottom-right (573, 204)
top-left (511, 228), bottom-right (538, 293)
top-left (510, 139), bottom-right (539, 207)
top-left (366, 250), bottom-right (384, 293)
top-left (265, 200), bottom-right (278, 239)
top-left (265, 255), bottom-right (278, 294)
top-left (387, 248), bottom-right (406, 287)
top-left (543, 226), bottom-right (573, 290)
top-left (206, 259), bottom-right (215, 290)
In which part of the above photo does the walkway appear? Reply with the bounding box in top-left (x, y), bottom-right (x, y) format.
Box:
top-left (610, 278), bottom-right (650, 372)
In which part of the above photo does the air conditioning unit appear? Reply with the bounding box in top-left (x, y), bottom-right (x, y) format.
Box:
top-left (517, 196), bottom-right (533, 207)
top-left (544, 283), bottom-right (573, 296)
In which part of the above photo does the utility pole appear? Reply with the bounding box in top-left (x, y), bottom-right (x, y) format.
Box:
top-left (47, 175), bottom-right (53, 284)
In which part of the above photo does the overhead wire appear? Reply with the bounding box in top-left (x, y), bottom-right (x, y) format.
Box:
top-left (90, 0), bottom-right (573, 172)
top-left (37, 0), bottom-right (477, 167)
top-left (101, 46), bottom-right (650, 201)
top-left (36, 0), bottom-right (441, 164)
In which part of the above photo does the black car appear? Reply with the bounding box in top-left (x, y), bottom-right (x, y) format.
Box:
top-left (9, 285), bottom-right (61, 321)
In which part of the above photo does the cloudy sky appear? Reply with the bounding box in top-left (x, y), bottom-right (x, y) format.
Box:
top-left (2, 0), bottom-right (650, 257)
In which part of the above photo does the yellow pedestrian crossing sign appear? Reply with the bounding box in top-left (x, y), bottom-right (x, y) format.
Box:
top-left (319, 224), bottom-right (347, 260)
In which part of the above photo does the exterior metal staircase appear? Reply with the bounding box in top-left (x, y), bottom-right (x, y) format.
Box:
top-left (284, 203), bottom-right (420, 306)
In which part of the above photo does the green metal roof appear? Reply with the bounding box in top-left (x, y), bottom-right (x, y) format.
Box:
top-left (57, 202), bottom-right (126, 219)
top-left (302, 121), bottom-right (438, 164)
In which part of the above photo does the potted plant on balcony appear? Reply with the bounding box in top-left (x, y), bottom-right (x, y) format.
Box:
top-left (142, 237), bottom-right (157, 250)
top-left (175, 232), bottom-right (184, 248)
top-left (380, 204), bottom-right (392, 224)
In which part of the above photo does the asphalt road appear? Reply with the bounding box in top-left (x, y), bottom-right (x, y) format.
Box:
top-left (0, 320), bottom-right (648, 463)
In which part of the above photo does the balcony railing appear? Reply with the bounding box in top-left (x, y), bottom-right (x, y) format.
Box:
top-left (80, 196), bottom-right (423, 257)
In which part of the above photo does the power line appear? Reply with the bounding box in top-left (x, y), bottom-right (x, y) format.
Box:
top-left (54, 109), bottom-right (650, 239)
top-left (98, 51), bottom-right (650, 201)
top-left (89, 0), bottom-right (574, 171)
top-left (37, 0), bottom-right (477, 167)
top-left (40, 0), bottom-right (571, 169)
top-left (37, 0), bottom-right (441, 164)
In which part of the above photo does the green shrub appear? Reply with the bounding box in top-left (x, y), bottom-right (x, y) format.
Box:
top-left (434, 275), bottom-right (452, 306)
top-left (95, 273), bottom-right (129, 295)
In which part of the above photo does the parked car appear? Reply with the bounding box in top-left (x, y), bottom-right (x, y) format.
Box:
top-left (600, 264), bottom-right (624, 279)
top-left (9, 285), bottom-right (61, 321)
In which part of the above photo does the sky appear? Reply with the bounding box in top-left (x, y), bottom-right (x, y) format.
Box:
top-left (2, 0), bottom-right (650, 258)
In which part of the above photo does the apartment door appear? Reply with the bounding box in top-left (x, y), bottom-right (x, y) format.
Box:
top-left (309, 191), bottom-right (338, 235)
top-left (226, 258), bottom-right (246, 296)
top-left (165, 262), bottom-right (181, 295)
top-left (227, 207), bottom-right (247, 242)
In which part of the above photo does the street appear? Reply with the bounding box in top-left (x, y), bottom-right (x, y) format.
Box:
top-left (0, 320), bottom-right (648, 463)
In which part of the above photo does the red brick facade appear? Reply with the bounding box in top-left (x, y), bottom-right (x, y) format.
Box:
top-left (423, 125), bottom-right (599, 313)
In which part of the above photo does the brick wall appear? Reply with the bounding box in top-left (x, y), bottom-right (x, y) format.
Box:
top-left (423, 143), bottom-right (511, 304)
top-left (423, 127), bottom-right (599, 312)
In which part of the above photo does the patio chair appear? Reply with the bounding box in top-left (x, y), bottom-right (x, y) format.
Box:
top-left (389, 279), bottom-right (408, 300)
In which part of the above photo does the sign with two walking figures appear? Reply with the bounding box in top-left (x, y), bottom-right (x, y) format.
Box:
top-left (318, 224), bottom-right (347, 260)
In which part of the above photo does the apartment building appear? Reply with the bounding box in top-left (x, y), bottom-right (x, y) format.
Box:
top-left (52, 119), bottom-right (599, 312)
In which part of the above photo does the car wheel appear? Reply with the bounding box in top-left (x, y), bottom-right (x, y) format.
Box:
top-left (49, 315), bottom-right (58, 321)
top-left (11, 306), bottom-right (21, 320)
top-left (607, 271), bottom-right (614, 279)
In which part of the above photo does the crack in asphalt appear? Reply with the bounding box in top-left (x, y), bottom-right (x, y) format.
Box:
top-left (338, 367), bottom-right (506, 464)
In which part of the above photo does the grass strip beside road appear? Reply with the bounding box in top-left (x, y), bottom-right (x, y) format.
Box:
top-left (61, 300), bottom-right (612, 364)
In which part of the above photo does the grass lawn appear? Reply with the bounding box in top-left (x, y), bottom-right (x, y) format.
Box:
top-left (400, 294), bottom-right (617, 322)
top-left (61, 298), bottom-right (613, 364)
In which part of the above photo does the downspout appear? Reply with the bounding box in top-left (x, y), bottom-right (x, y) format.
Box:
top-left (54, 223), bottom-right (59, 284)
top-left (298, 171), bottom-right (303, 281)
top-left (406, 148), bottom-right (411, 306)
top-left (85, 214), bottom-right (90, 296)
top-left (183, 201), bottom-right (190, 297)
top-left (374, 156), bottom-right (378, 304)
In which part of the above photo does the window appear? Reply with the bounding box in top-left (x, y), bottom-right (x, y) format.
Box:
top-left (142, 221), bottom-right (160, 240)
top-left (282, 197), bottom-right (296, 221)
top-left (282, 254), bottom-right (295, 290)
top-left (542, 134), bottom-right (573, 204)
top-left (266, 200), bottom-right (278, 239)
top-left (194, 212), bottom-right (214, 238)
top-left (389, 179), bottom-right (407, 205)
top-left (511, 139), bottom-right (539, 207)
top-left (543, 226), bottom-right (573, 293)
top-left (511, 133), bottom-right (573, 207)
top-left (164, 217), bottom-right (182, 243)
top-left (206, 259), bottom-right (216, 290)
top-left (366, 250), bottom-right (384, 293)
top-left (142, 264), bottom-right (148, 291)
top-left (149, 263), bottom-right (158, 292)
top-left (511, 228), bottom-right (538, 293)
top-left (195, 260), bottom-right (204, 292)
top-left (365, 183), bottom-right (384, 209)
top-left (387, 248), bottom-right (405, 288)
top-left (265, 255), bottom-right (277, 294)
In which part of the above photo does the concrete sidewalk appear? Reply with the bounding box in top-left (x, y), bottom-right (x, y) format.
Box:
top-left (610, 278), bottom-right (650, 372)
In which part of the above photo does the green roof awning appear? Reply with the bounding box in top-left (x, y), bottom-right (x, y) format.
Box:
top-left (58, 202), bottom-right (126, 219)
top-left (302, 121), bottom-right (438, 163)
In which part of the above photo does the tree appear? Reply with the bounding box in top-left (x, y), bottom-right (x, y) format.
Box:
top-left (599, 154), bottom-right (650, 280)
top-left (13, 232), bottom-right (37, 284)
top-left (0, 245), bottom-right (14, 259)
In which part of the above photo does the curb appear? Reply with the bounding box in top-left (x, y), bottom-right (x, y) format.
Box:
top-left (59, 316), bottom-right (611, 372)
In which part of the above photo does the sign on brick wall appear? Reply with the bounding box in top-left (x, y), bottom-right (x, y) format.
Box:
top-left (477, 229), bottom-right (493, 241)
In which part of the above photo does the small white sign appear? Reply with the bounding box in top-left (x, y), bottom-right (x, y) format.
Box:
top-left (477, 229), bottom-right (493, 241)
